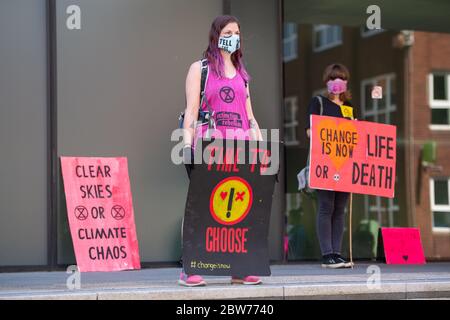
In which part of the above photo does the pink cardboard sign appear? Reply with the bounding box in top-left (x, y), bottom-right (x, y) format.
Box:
top-left (310, 115), bottom-right (397, 198)
top-left (61, 157), bottom-right (141, 272)
top-left (381, 228), bottom-right (426, 265)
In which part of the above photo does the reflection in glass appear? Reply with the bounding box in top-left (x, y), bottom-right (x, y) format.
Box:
top-left (365, 84), bottom-right (374, 111)
top-left (431, 109), bottom-right (449, 125)
top-left (433, 74), bottom-right (447, 100)
top-left (434, 212), bottom-right (450, 228)
top-left (434, 180), bottom-right (449, 205)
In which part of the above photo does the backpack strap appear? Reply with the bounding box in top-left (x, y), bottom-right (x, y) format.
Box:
top-left (306, 96), bottom-right (324, 169)
top-left (316, 95), bottom-right (324, 116)
top-left (199, 59), bottom-right (215, 130)
top-left (199, 59), bottom-right (208, 103)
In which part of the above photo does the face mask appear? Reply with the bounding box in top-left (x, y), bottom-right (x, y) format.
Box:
top-left (327, 78), bottom-right (347, 95)
top-left (218, 34), bottom-right (240, 54)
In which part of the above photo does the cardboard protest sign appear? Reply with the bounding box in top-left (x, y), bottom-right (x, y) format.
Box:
top-left (379, 228), bottom-right (426, 264)
top-left (182, 139), bottom-right (278, 276)
top-left (61, 157), bottom-right (141, 272)
top-left (310, 115), bottom-right (397, 198)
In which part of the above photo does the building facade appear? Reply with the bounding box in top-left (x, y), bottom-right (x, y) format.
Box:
top-left (0, 0), bottom-right (283, 270)
top-left (1, 0), bottom-right (450, 270)
top-left (283, 24), bottom-right (450, 260)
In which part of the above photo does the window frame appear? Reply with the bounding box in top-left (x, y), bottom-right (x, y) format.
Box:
top-left (364, 195), bottom-right (399, 227)
top-left (430, 178), bottom-right (450, 232)
top-left (283, 23), bottom-right (298, 62)
top-left (312, 25), bottom-right (342, 53)
top-left (428, 73), bottom-right (450, 130)
top-left (284, 96), bottom-right (300, 146)
top-left (360, 73), bottom-right (396, 124)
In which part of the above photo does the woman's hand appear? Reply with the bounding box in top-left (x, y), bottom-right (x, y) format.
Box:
top-left (182, 144), bottom-right (193, 165)
top-left (249, 118), bottom-right (263, 141)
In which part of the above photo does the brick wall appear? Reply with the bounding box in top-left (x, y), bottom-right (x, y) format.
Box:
top-left (283, 26), bottom-right (450, 259)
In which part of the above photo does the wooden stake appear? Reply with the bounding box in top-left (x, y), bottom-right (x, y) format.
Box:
top-left (349, 193), bottom-right (354, 268)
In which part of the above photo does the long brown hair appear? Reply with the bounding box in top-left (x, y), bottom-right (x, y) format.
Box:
top-left (323, 63), bottom-right (352, 102)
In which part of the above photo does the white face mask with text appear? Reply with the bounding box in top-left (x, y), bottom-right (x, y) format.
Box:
top-left (218, 34), bottom-right (240, 54)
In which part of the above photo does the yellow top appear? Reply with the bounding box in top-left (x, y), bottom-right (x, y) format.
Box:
top-left (340, 105), bottom-right (354, 120)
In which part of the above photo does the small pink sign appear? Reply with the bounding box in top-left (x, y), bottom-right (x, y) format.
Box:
top-left (381, 228), bottom-right (426, 265)
top-left (371, 86), bottom-right (383, 99)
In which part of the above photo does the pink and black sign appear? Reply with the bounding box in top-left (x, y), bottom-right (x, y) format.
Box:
top-left (183, 139), bottom-right (278, 276)
top-left (61, 157), bottom-right (141, 272)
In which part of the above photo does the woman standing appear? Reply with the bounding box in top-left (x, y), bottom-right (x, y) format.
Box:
top-left (180, 15), bottom-right (263, 287)
top-left (305, 63), bottom-right (356, 269)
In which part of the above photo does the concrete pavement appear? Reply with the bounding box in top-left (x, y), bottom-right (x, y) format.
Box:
top-left (1, 262), bottom-right (450, 300)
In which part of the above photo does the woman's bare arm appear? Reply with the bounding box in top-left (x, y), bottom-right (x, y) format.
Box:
top-left (183, 61), bottom-right (202, 146)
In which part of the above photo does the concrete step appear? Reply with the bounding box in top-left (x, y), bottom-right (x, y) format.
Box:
top-left (1, 263), bottom-right (450, 300)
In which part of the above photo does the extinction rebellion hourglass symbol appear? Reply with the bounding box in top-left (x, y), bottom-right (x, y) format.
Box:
top-left (111, 205), bottom-right (126, 220)
top-left (219, 86), bottom-right (235, 103)
top-left (74, 206), bottom-right (89, 221)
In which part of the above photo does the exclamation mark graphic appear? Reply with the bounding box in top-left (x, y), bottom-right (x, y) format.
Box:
top-left (226, 188), bottom-right (235, 218)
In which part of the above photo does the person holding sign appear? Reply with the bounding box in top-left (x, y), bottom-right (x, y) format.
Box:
top-left (179, 15), bottom-right (263, 287)
top-left (305, 64), bottom-right (356, 269)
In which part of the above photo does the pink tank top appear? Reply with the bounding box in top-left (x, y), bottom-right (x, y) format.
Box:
top-left (194, 66), bottom-right (250, 149)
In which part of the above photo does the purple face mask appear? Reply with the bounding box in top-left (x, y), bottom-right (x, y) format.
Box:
top-left (327, 78), bottom-right (347, 95)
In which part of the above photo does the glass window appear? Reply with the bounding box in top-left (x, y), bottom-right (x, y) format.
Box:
top-left (365, 195), bottom-right (398, 228)
top-left (326, 27), bottom-right (334, 43)
top-left (434, 180), bottom-right (449, 205)
top-left (433, 212), bottom-right (450, 228)
top-left (393, 193), bottom-right (399, 206)
top-left (361, 75), bottom-right (396, 125)
top-left (283, 23), bottom-right (298, 62)
top-left (284, 97), bottom-right (299, 146)
top-left (431, 109), bottom-right (449, 125)
top-left (368, 196), bottom-right (377, 207)
top-left (285, 127), bottom-right (296, 143)
top-left (364, 83), bottom-right (374, 112)
top-left (390, 111), bottom-right (397, 125)
top-left (315, 29), bottom-right (323, 48)
top-left (282, 8), bottom-right (450, 263)
top-left (433, 74), bottom-right (447, 100)
top-left (429, 73), bottom-right (450, 128)
top-left (335, 27), bottom-right (342, 41)
top-left (390, 78), bottom-right (397, 106)
top-left (377, 78), bottom-right (387, 110)
top-left (431, 178), bottom-right (450, 230)
top-left (313, 25), bottom-right (342, 52)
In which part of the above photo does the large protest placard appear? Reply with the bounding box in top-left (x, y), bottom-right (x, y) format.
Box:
top-left (310, 115), bottom-right (397, 198)
top-left (61, 157), bottom-right (141, 272)
top-left (182, 139), bottom-right (278, 276)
